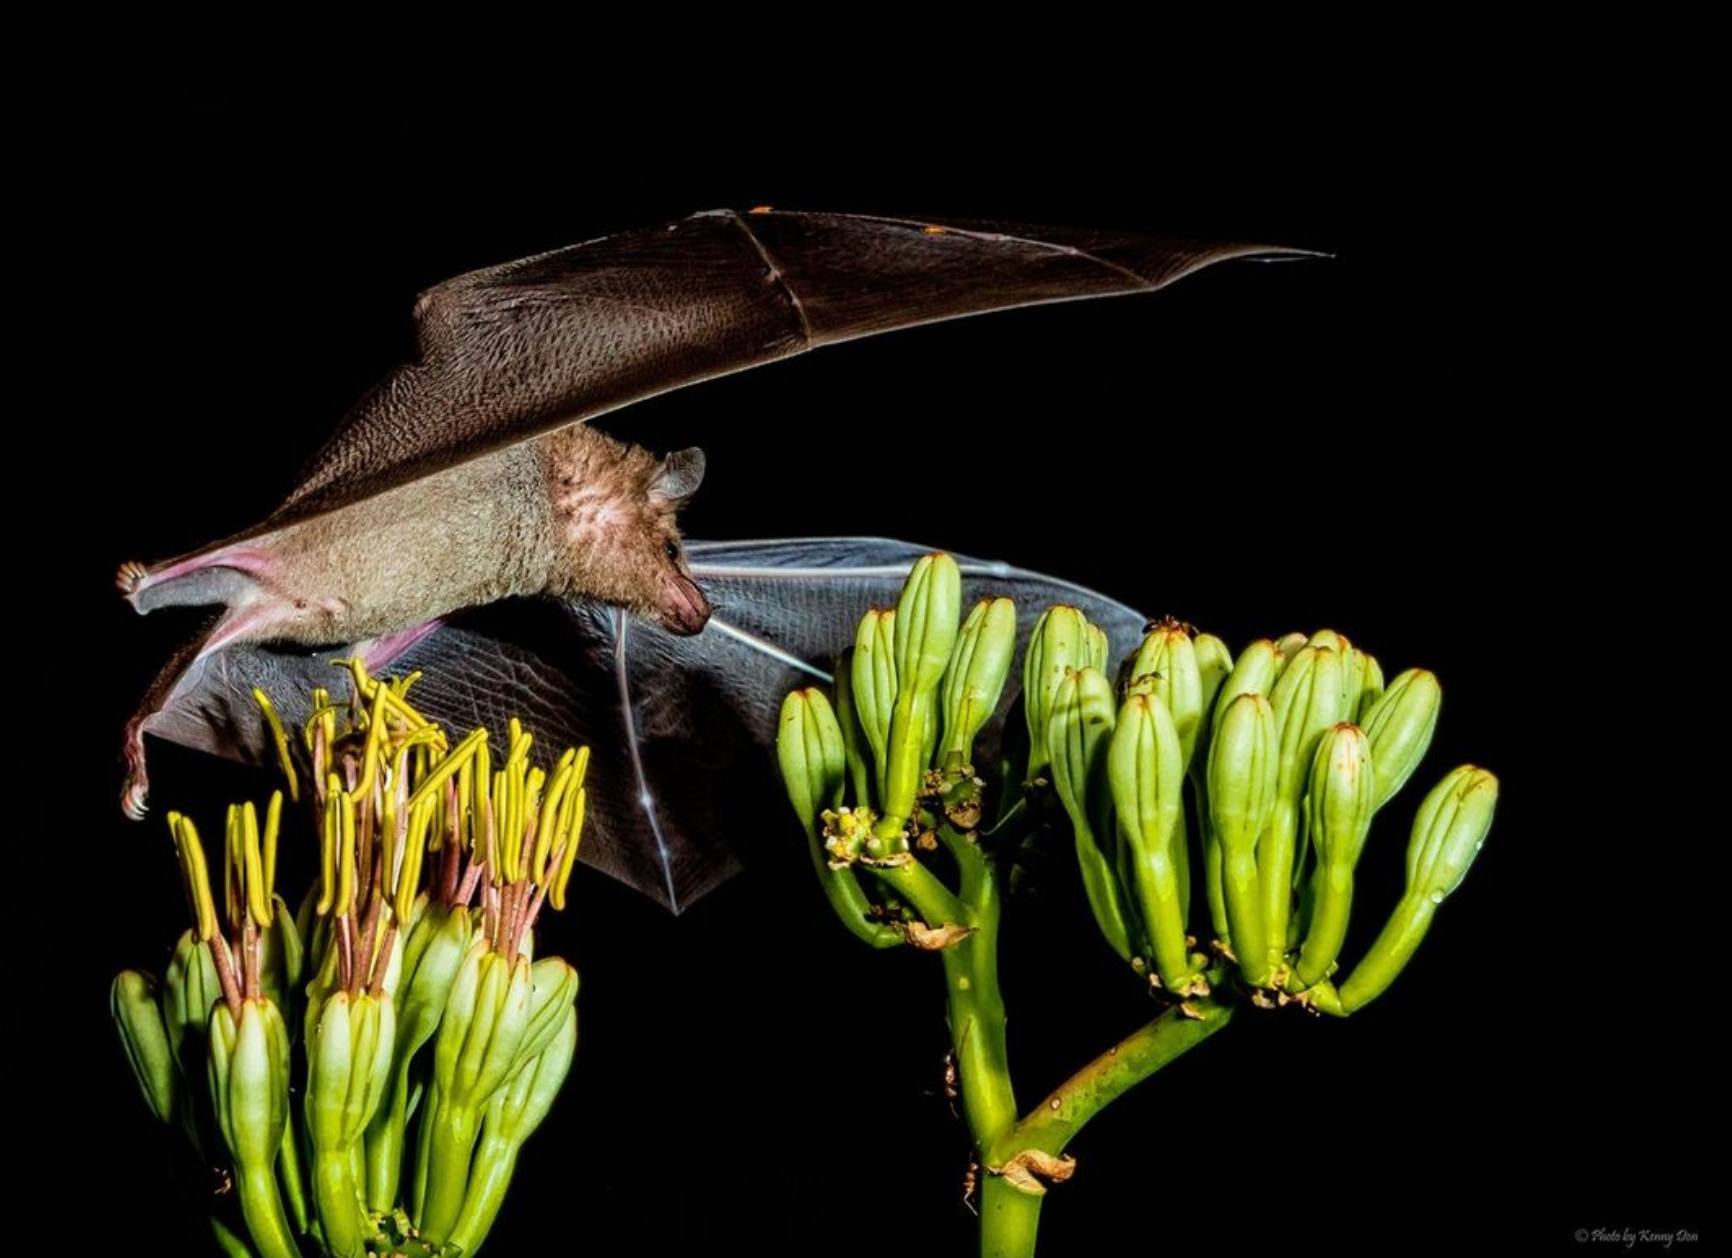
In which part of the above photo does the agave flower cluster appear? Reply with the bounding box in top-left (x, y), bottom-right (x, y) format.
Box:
top-left (777, 552), bottom-right (1501, 1258)
top-left (113, 663), bottom-right (585, 1257)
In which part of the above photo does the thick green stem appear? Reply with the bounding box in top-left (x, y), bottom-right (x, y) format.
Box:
top-left (365, 1069), bottom-right (411, 1210)
top-left (277, 1111), bottom-right (309, 1234)
top-left (233, 1164), bottom-right (304, 1258)
top-left (979, 1174), bottom-right (1043, 1258)
top-left (419, 1105), bottom-right (482, 1243)
top-left (312, 1150), bottom-right (367, 1257)
top-left (975, 998), bottom-right (1236, 1257)
top-left (1001, 997), bottom-right (1234, 1161)
top-left (941, 870), bottom-right (1017, 1150)
top-left (448, 1137), bottom-right (521, 1255)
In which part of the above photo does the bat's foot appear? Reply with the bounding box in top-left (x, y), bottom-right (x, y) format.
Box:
top-left (116, 559), bottom-right (149, 595)
top-left (120, 716), bottom-right (151, 821)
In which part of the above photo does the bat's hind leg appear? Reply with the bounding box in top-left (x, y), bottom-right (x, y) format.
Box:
top-left (117, 544), bottom-right (280, 614)
top-left (119, 600), bottom-right (295, 820)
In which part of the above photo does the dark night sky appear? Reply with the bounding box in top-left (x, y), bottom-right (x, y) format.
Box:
top-left (26, 53), bottom-right (1705, 1257)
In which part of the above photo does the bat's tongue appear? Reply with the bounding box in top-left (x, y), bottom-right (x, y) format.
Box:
top-left (661, 572), bottom-right (711, 636)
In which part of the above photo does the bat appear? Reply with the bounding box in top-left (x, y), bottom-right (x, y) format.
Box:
top-left (117, 208), bottom-right (1316, 908)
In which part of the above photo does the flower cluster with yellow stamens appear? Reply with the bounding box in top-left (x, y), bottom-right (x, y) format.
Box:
top-left (113, 661), bottom-right (587, 1257)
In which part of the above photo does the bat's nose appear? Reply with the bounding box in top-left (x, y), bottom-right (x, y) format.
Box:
top-left (660, 573), bottom-right (712, 636)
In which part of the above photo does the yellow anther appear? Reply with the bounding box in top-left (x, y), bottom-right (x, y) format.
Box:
top-left (352, 683), bottom-right (391, 801)
top-left (262, 791), bottom-right (283, 914)
top-left (224, 803), bottom-right (243, 930)
top-left (406, 727), bottom-right (487, 816)
top-left (570, 744), bottom-right (591, 791)
top-left (475, 735), bottom-right (494, 864)
top-left (534, 759), bottom-right (573, 884)
top-left (523, 765), bottom-right (548, 882)
top-left (396, 796), bottom-right (434, 923)
top-left (252, 689), bottom-right (300, 802)
top-left (243, 800), bottom-right (271, 927)
top-left (169, 812), bottom-right (219, 941)
top-left (552, 786), bottom-right (587, 911)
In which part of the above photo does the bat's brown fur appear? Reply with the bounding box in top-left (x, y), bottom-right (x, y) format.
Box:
top-left (122, 424), bottom-right (709, 649)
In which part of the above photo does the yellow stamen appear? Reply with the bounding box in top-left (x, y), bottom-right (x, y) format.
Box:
top-left (533, 757), bottom-right (573, 884)
top-left (224, 803), bottom-right (243, 930)
top-left (251, 689), bottom-right (300, 802)
top-left (262, 791), bottom-right (282, 914)
top-left (352, 683), bottom-right (391, 800)
top-left (522, 766), bottom-right (547, 882)
top-left (552, 787), bottom-right (587, 911)
top-left (169, 812), bottom-right (219, 941)
top-left (396, 796), bottom-right (434, 923)
top-left (405, 727), bottom-right (487, 816)
top-left (243, 800), bottom-right (270, 927)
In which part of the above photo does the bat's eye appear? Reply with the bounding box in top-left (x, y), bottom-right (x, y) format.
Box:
top-left (664, 539), bottom-right (680, 562)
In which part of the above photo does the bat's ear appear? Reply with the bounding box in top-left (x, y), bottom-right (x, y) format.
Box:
top-left (650, 446), bottom-right (706, 506)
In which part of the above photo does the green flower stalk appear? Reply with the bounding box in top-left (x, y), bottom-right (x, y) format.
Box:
top-left (1293, 724), bottom-right (1375, 987)
top-left (115, 665), bottom-right (590, 1256)
top-left (776, 555), bottom-right (1505, 1258)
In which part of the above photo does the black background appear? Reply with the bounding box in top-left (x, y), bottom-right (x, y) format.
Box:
top-left (29, 59), bottom-right (1706, 1257)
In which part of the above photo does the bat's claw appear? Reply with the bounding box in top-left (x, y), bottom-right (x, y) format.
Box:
top-left (116, 559), bottom-right (149, 596)
top-left (121, 775), bottom-right (150, 821)
top-left (121, 717), bottom-right (152, 821)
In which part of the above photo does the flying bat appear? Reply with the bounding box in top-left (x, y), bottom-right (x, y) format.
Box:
top-left (117, 208), bottom-right (1316, 907)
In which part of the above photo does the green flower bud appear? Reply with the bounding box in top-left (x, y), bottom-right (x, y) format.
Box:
top-left (1023, 605), bottom-right (1096, 780)
top-left (1194, 635), bottom-right (1233, 730)
top-left (447, 1006), bottom-right (580, 1256)
top-left (833, 647), bottom-right (872, 805)
top-left (208, 998), bottom-right (300, 1258)
top-left (939, 597), bottom-right (1018, 768)
top-left (112, 971), bottom-right (177, 1125)
top-left (1361, 668), bottom-right (1442, 810)
top-left (163, 930), bottom-right (223, 1083)
top-left (1294, 724), bottom-right (1376, 986)
top-left (256, 893), bottom-right (303, 1013)
top-left (777, 689), bottom-right (846, 835)
top-left (422, 944), bottom-right (537, 1243)
top-left (1338, 766), bottom-right (1499, 1013)
top-left (1047, 667), bottom-right (1133, 960)
top-left (1127, 619), bottom-right (1205, 769)
top-left (875, 554), bottom-right (961, 833)
top-left (308, 990), bottom-right (397, 1255)
top-left (851, 609), bottom-right (897, 799)
top-left (1260, 646), bottom-right (1345, 965)
top-left (1206, 693), bottom-right (1278, 985)
top-left (368, 903), bottom-right (472, 1212)
top-left (1109, 693), bottom-right (1202, 993)
top-left (1358, 652), bottom-right (1386, 721)
top-left (1213, 639), bottom-right (1280, 720)
top-left (1271, 631), bottom-right (1308, 679)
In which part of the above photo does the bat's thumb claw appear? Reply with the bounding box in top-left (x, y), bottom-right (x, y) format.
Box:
top-left (116, 559), bottom-right (149, 595)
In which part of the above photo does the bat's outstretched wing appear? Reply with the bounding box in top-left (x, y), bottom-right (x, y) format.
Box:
top-left (240, 209), bottom-right (1316, 538)
top-left (130, 538), bottom-right (1149, 911)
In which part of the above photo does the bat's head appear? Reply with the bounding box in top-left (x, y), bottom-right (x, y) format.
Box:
top-left (548, 432), bottom-right (711, 635)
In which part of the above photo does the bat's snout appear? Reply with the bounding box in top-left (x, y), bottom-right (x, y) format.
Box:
top-left (658, 572), bottom-right (712, 636)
